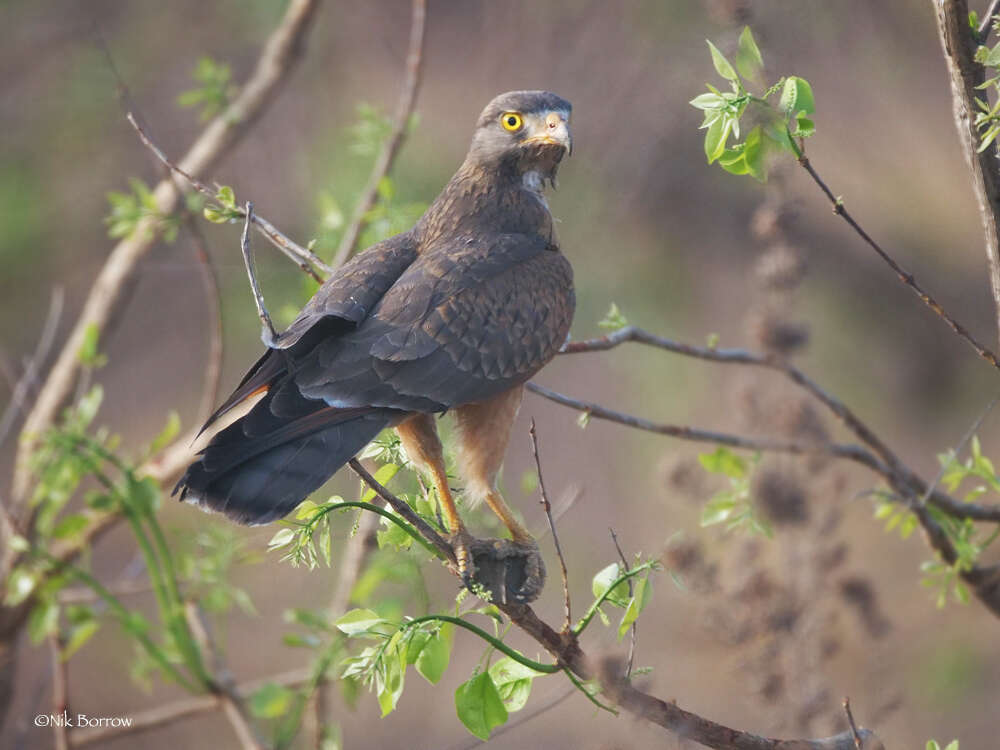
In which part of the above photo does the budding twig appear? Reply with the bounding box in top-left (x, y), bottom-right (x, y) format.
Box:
top-left (528, 419), bottom-right (571, 632)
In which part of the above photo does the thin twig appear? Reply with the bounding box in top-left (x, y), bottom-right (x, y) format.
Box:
top-left (0, 287), bottom-right (64, 451)
top-left (842, 697), bottom-right (863, 750)
top-left (125, 111), bottom-right (328, 280)
top-left (331, 0), bottom-right (426, 269)
top-left (48, 634), bottom-right (69, 750)
top-left (528, 420), bottom-right (571, 632)
top-left (526, 381), bottom-right (877, 465)
top-left (979, 0), bottom-right (1000, 40)
top-left (609, 528), bottom-right (636, 679)
top-left (240, 202), bottom-right (279, 347)
top-left (797, 148), bottom-right (1000, 370)
top-left (348, 458), bottom-right (455, 565)
top-left (183, 218), bottom-right (225, 423)
top-left (11, 0), bottom-right (322, 506)
top-left (0, 288), bottom-right (64, 572)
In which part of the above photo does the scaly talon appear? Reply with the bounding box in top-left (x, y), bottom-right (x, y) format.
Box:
top-left (449, 529), bottom-right (477, 589)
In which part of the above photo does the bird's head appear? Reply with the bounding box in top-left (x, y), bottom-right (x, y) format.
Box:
top-left (465, 91), bottom-right (572, 182)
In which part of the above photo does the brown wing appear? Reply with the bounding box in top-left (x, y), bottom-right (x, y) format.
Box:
top-left (292, 232), bottom-right (574, 412)
top-left (198, 232), bottom-right (418, 432)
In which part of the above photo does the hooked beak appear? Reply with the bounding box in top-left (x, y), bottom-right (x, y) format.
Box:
top-left (526, 111), bottom-right (572, 156)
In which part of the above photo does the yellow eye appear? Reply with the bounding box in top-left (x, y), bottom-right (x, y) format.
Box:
top-left (501, 112), bottom-right (523, 131)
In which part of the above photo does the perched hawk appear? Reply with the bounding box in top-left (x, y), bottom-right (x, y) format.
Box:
top-left (176, 91), bottom-right (574, 602)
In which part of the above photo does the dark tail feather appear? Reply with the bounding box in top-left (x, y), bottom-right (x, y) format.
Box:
top-left (197, 349), bottom-right (287, 438)
top-left (176, 401), bottom-right (395, 525)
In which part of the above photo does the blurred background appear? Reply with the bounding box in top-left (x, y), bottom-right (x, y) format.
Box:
top-left (3, 0), bottom-right (1000, 747)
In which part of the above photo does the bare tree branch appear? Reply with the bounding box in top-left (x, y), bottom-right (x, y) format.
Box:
top-left (11, 0), bottom-right (323, 506)
top-left (330, 0), bottom-right (427, 269)
top-left (0, 288), bottom-right (63, 453)
top-left (980, 0), bottom-right (1000, 38)
top-left (125, 111), bottom-right (329, 280)
top-left (843, 698), bottom-right (863, 750)
top-left (525, 381), bottom-right (876, 465)
top-left (935, 0), bottom-right (1000, 350)
top-left (796, 147), bottom-right (1000, 368)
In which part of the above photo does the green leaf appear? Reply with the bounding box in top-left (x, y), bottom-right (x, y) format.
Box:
top-left (249, 682), bottom-right (294, 719)
top-left (28, 599), bottom-right (59, 644)
top-left (51, 513), bottom-right (89, 540)
top-left (779, 76), bottom-right (815, 116)
top-left (618, 576), bottom-right (652, 640)
top-left (455, 672), bottom-right (508, 740)
top-left (268, 528), bottom-right (295, 549)
top-left (793, 114), bottom-right (816, 138)
top-left (415, 625), bottom-right (451, 684)
top-left (78, 325), bottom-right (107, 369)
top-left (63, 619), bottom-right (99, 660)
top-left (706, 40), bottom-right (738, 81)
top-left (734, 27), bottom-right (764, 79)
top-left (598, 302), bottom-right (629, 330)
top-left (217, 185), bottom-right (236, 209)
top-left (698, 447), bottom-right (746, 478)
top-left (150, 411), bottom-right (181, 456)
top-left (377, 646), bottom-right (405, 716)
top-left (690, 92), bottom-right (724, 110)
top-left (360, 463), bottom-right (399, 503)
top-left (334, 608), bottom-right (386, 636)
top-left (701, 493), bottom-right (737, 526)
top-left (704, 116), bottom-right (732, 163)
top-left (592, 563), bottom-right (630, 608)
top-left (489, 657), bottom-right (544, 712)
top-left (5, 567), bottom-right (37, 605)
top-left (742, 126), bottom-right (765, 181)
top-left (76, 384), bottom-right (104, 425)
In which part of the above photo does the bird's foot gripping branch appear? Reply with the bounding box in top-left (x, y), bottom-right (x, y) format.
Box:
top-left (461, 535), bottom-right (547, 605)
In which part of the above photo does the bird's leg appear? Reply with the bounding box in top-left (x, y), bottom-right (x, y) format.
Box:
top-left (453, 387), bottom-right (547, 604)
top-left (394, 415), bottom-right (475, 586)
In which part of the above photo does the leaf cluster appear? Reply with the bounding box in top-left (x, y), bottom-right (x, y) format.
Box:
top-left (105, 178), bottom-right (179, 242)
top-left (697, 447), bottom-right (772, 537)
top-left (177, 57), bottom-right (238, 122)
top-left (690, 27), bottom-right (815, 181)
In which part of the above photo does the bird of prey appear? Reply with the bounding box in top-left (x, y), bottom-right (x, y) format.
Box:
top-left (176, 90), bottom-right (574, 602)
